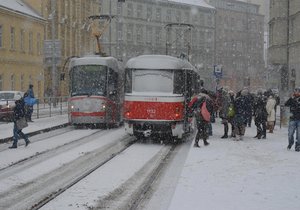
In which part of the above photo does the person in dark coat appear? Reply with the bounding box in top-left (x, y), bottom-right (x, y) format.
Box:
top-left (25, 84), bottom-right (35, 122)
top-left (232, 89), bottom-right (249, 141)
top-left (284, 87), bottom-right (300, 151)
top-left (188, 92), bottom-right (213, 147)
top-left (253, 90), bottom-right (268, 139)
top-left (9, 95), bottom-right (30, 149)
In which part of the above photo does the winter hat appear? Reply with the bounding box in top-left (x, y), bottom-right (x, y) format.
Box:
top-left (294, 87), bottom-right (300, 97)
top-left (241, 89), bottom-right (249, 96)
top-left (15, 95), bottom-right (22, 101)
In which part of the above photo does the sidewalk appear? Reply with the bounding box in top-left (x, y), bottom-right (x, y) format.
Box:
top-left (0, 115), bottom-right (69, 143)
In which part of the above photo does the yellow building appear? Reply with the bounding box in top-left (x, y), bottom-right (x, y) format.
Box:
top-left (24, 0), bottom-right (101, 97)
top-left (0, 1), bottom-right (45, 98)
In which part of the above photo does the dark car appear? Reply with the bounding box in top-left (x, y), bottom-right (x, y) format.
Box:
top-left (0, 91), bottom-right (24, 121)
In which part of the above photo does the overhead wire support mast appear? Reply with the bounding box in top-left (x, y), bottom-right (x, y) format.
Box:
top-left (164, 23), bottom-right (194, 60)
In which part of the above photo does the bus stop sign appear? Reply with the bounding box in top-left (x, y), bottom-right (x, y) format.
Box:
top-left (214, 65), bottom-right (223, 78)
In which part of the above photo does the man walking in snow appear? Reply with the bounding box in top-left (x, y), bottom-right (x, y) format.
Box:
top-left (284, 88), bottom-right (300, 151)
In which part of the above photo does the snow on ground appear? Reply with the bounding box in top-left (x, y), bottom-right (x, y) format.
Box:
top-left (1, 115), bottom-right (300, 210)
top-left (167, 121), bottom-right (300, 210)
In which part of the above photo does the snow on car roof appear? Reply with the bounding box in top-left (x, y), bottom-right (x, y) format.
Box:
top-left (0, 0), bottom-right (43, 19)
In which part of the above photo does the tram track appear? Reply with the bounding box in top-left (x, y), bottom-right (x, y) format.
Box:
top-left (0, 131), bottom-right (136, 210)
top-left (0, 128), bottom-right (107, 174)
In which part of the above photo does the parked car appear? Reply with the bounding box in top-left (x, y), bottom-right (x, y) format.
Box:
top-left (0, 91), bottom-right (24, 121)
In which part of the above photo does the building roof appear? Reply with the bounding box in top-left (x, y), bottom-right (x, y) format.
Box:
top-left (168, 0), bottom-right (215, 9)
top-left (0, 0), bottom-right (43, 20)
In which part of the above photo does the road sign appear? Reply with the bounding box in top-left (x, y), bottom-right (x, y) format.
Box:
top-left (214, 65), bottom-right (223, 78)
top-left (43, 40), bottom-right (61, 67)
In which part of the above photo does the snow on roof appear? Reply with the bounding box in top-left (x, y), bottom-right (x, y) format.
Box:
top-left (0, 0), bottom-right (43, 19)
top-left (126, 55), bottom-right (197, 71)
top-left (168, 0), bottom-right (215, 9)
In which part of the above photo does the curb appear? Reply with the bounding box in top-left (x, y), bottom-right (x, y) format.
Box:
top-left (0, 123), bottom-right (70, 144)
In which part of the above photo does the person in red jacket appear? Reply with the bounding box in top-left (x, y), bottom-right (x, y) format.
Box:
top-left (188, 91), bottom-right (213, 147)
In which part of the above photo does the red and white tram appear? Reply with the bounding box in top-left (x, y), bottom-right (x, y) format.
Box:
top-left (123, 55), bottom-right (201, 141)
top-left (68, 55), bottom-right (124, 127)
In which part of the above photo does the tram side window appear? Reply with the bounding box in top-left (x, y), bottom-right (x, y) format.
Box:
top-left (125, 69), bottom-right (132, 93)
top-left (108, 69), bottom-right (118, 95)
top-left (186, 71), bottom-right (194, 99)
top-left (174, 70), bottom-right (184, 94)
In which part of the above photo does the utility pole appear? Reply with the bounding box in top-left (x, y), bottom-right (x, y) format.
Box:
top-left (51, 0), bottom-right (57, 106)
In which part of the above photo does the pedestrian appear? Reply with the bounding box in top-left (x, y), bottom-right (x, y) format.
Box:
top-left (253, 90), bottom-right (268, 139)
top-left (244, 89), bottom-right (254, 127)
top-left (218, 87), bottom-right (231, 138)
top-left (284, 88), bottom-right (300, 151)
top-left (232, 89), bottom-right (248, 141)
top-left (188, 91), bottom-right (213, 147)
top-left (9, 95), bottom-right (30, 149)
top-left (25, 84), bottom-right (35, 122)
top-left (227, 90), bottom-right (236, 138)
top-left (266, 92), bottom-right (276, 133)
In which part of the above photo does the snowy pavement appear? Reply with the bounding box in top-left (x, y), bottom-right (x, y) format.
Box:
top-left (0, 115), bottom-right (69, 142)
top-left (1, 115), bottom-right (300, 210)
top-left (165, 122), bottom-right (300, 210)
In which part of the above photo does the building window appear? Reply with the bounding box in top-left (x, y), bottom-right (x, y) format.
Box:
top-left (156, 8), bottom-right (161, 21)
top-left (10, 74), bottom-right (15, 90)
top-left (20, 29), bottom-right (25, 52)
top-left (137, 5), bottom-right (143, 19)
top-left (21, 74), bottom-right (25, 91)
top-left (127, 3), bottom-right (133, 17)
top-left (0, 25), bottom-right (3, 48)
top-left (29, 32), bottom-right (33, 53)
top-left (127, 24), bottom-right (133, 42)
top-left (184, 12), bottom-right (190, 23)
top-left (136, 25), bottom-right (143, 44)
top-left (29, 75), bottom-right (32, 86)
top-left (0, 74), bottom-right (2, 90)
top-left (269, 23), bottom-right (274, 45)
top-left (166, 10), bottom-right (172, 22)
top-left (199, 14), bottom-right (204, 25)
top-left (146, 7), bottom-right (152, 21)
top-left (175, 11), bottom-right (181, 22)
top-left (117, 23), bottom-right (123, 41)
top-left (155, 27), bottom-right (162, 45)
top-left (117, 3), bottom-right (122, 15)
top-left (37, 33), bottom-right (41, 55)
top-left (10, 27), bottom-right (15, 50)
top-left (146, 27), bottom-right (152, 44)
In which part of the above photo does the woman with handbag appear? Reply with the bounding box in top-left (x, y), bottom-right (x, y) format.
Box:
top-left (188, 90), bottom-right (213, 148)
top-left (9, 95), bottom-right (30, 149)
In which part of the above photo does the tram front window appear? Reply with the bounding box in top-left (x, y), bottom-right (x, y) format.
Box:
top-left (70, 65), bottom-right (107, 96)
top-left (129, 69), bottom-right (173, 94)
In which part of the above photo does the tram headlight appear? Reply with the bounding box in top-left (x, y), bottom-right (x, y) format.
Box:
top-left (175, 107), bottom-right (181, 118)
top-left (101, 103), bottom-right (106, 111)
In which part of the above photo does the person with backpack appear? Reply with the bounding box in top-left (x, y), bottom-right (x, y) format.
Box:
top-left (188, 91), bottom-right (214, 147)
top-left (253, 90), bottom-right (268, 139)
top-left (232, 89), bottom-right (249, 141)
top-left (284, 87), bottom-right (300, 151)
top-left (25, 84), bottom-right (35, 122)
top-left (9, 95), bottom-right (30, 149)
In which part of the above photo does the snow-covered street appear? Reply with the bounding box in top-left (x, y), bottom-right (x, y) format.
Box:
top-left (0, 116), bottom-right (300, 210)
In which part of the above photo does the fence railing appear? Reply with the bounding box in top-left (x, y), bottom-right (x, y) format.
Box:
top-left (32, 96), bottom-right (69, 119)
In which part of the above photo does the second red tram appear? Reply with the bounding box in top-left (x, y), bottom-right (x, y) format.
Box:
top-left (123, 55), bottom-right (201, 141)
top-left (68, 55), bottom-right (124, 127)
